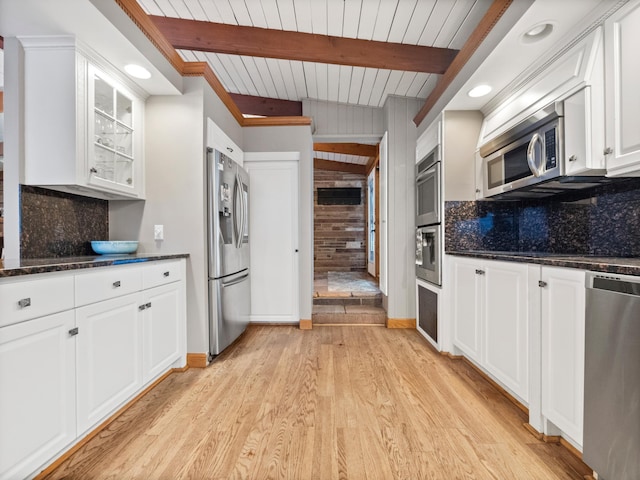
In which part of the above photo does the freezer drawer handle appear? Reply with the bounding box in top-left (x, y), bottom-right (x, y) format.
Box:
top-left (222, 273), bottom-right (249, 288)
top-left (18, 297), bottom-right (31, 308)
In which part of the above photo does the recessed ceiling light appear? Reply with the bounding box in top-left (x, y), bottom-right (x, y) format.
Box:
top-left (522, 23), bottom-right (554, 44)
top-left (124, 64), bottom-right (151, 79)
top-left (468, 85), bottom-right (492, 98)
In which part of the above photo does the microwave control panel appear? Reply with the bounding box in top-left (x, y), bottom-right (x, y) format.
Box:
top-left (545, 128), bottom-right (557, 169)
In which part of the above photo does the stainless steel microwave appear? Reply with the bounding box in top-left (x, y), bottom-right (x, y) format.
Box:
top-left (480, 104), bottom-right (564, 198)
top-left (416, 152), bottom-right (441, 226)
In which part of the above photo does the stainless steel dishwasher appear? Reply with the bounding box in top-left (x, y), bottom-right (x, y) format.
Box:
top-left (584, 272), bottom-right (640, 480)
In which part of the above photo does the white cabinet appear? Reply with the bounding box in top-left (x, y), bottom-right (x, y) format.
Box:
top-left (208, 118), bottom-right (243, 165)
top-left (142, 282), bottom-right (183, 383)
top-left (0, 311), bottom-right (76, 480)
top-left (604, 1), bottom-right (640, 176)
top-left (451, 257), bottom-right (529, 402)
top-left (0, 259), bottom-right (186, 478)
top-left (76, 293), bottom-right (142, 434)
top-left (540, 266), bottom-right (585, 447)
top-left (21, 36), bottom-right (145, 199)
top-left (451, 257), bottom-right (483, 362)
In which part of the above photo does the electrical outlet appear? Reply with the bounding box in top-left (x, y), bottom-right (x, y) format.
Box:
top-left (154, 225), bottom-right (164, 241)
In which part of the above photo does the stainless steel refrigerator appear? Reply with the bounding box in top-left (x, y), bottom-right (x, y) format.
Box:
top-left (206, 147), bottom-right (250, 357)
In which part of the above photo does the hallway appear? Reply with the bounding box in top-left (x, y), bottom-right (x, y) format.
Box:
top-left (312, 271), bottom-right (386, 325)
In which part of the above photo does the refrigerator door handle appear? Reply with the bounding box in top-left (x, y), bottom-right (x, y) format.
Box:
top-left (233, 173), bottom-right (242, 249)
top-left (237, 172), bottom-right (244, 248)
top-left (222, 271), bottom-right (249, 288)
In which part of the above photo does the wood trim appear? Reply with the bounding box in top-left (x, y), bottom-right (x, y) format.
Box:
top-left (386, 318), bottom-right (416, 329)
top-left (314, 158), bottom-right (367, 175)
top-left (149, 15), bottom-right (458, 74)
top-left (243, 116), bottom-right (313, 127)
top-left (440, 351), bottom-right (464, 360)
top-left (543, 434), bottom-right (561, 444)
top-left (230, 93), bottom-right (302, 117)
top-left (34, 369), bottom-right (177, 480)
top-left (314, 323), bottom-right (385, 327)
top-left (413, 0), bottom-right (513, 126)
top-left (559, 437), bottom-right (583, 460)
top-left (0, 36), bottom-right (3, 49)
top-left (314, 142), bottom-right (378, 158)
top-left (186, 353), bottom-right (208, 368)
top-left (0, 143), bottom-right (3, 158)
top-left (113, 0), bottom-right (185, 73)
top-left (299, 319), bottom-right (313, 330)
top-left (523, 423), bottom-right (543, 440)
top-left (0, 91), bottom-right (3, 112)
top-left (460, 356), bottom-right (529, 415)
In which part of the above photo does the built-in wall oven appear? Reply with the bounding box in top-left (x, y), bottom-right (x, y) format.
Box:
top-left (415, 148), bottom-right (442, 287)
top-left (416, 154), bottom-right (441, 226)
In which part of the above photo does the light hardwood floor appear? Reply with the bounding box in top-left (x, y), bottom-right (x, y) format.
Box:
top-left (43, 326), bottom-right (590, 479)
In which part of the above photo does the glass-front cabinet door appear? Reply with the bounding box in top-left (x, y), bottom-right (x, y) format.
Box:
top-left (88, 65), bottom-right (142, 197)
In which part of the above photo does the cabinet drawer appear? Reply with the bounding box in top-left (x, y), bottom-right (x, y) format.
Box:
top-left (0, 274), bottom-right (74, 328)
top-left (143, 260), bottom-right (183, 290)
top-left (75, 265), bottom-right (142, 307)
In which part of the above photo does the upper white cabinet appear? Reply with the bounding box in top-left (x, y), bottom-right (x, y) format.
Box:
top-left (604, 1), bottom-right (640, 176)
top-left (417, 111), bottom-right (482, 201)
top-left (208, 118), bottom-right (243, 166)
top-left (21, 36), bottom-right (145, 199)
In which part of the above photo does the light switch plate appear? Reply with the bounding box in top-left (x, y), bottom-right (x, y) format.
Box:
top-left (154, 225), bottom-right (164, 240)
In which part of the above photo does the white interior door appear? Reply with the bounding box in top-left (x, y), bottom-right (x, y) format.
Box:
top-left (367, 168), bottom-right (376, 277)
top-left (244, 156), bottom-right (299, 323)
top-left (379, 132), bottom-right (388, 295)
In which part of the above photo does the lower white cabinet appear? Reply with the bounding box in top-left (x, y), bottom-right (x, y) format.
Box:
top-left (142, 282), bottom-right (183, 383)
top-left (451, 256), bottom-right (529, 403)
top-left (76, 293), bottom-right (142, 434)
top-left (540, 266), bottom-right (586, 447)
top-left (0, 258), bottom-right (186, 479)
top-left (0, 311), bottom-right (76, 480)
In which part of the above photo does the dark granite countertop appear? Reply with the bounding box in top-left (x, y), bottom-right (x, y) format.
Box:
top-left (0, 253), bottom-right (189, 278)
top-left (446, 251), bottom-right (640, 276)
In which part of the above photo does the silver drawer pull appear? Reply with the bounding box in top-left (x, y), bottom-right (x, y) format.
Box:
top-left (475, 269), bottom-right (485, 275)
top-left (69, 327), bottom-right (79, 337)
top-left (113, 281), bottom-right (121, 288)
top-left (138, 304), bottom-right (146, 311)
top-left (538, 280), bottom-right (548, 288)
top-left (163, 271), bottom-right (170, 277)
top-left (146, 302), bottom-right (152, 308)
top-left (18, 298), bottom-right (31, 308)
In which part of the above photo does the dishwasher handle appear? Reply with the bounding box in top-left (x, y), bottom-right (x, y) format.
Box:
top-left (587, 273), bottom-right (640, 296)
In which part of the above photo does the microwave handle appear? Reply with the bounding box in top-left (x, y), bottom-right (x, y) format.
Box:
top-left (527, 132), bottom-right (545, 177)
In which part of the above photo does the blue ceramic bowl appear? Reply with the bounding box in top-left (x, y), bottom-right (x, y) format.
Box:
top-left (91, 241), bottom-right (138, 255)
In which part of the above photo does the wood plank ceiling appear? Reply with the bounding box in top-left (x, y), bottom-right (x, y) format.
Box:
top-left (134, 0), bottom-right (498, 167)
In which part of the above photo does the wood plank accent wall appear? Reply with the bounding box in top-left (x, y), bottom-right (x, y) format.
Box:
top-left (314, 169), bottom-right (366, 273)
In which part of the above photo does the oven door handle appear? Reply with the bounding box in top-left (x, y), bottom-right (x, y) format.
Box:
top-left (527, 132), bottom-right (545, 177)
top-left (416, 167), bottom-right (437, 183)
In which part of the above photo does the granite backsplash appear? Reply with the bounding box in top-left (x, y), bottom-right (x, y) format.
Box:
top-left (20, 185), bottom-right (108, 258)
top-left (445, 179), bottom-right (640, 256)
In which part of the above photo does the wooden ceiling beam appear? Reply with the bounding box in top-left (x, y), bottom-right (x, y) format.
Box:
top-left (413, 0), bottom-right (513, 126)
top-left (149, 15), bottom-right (459, 74)
top-left (229, 93), bottom-right (302, 117)
top-left (314, 143), bottom-right (378, 158)
top-left (314, 159), bottom-right (367, 175)
top-left (0, 36), bottom-right (4, 49)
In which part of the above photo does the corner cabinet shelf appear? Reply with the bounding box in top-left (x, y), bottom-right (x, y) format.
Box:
top-left (21, 36), bottom-right (145, 200)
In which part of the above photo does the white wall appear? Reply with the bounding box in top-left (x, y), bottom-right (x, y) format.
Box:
top-left (242, 125), bottom-right (314, 322)
top-left (303, 98), bottom-right (384, 141)
top-left (109, 76), bottom-right (241, 355)
top-left (383, 96), bottom-right (422, 320)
